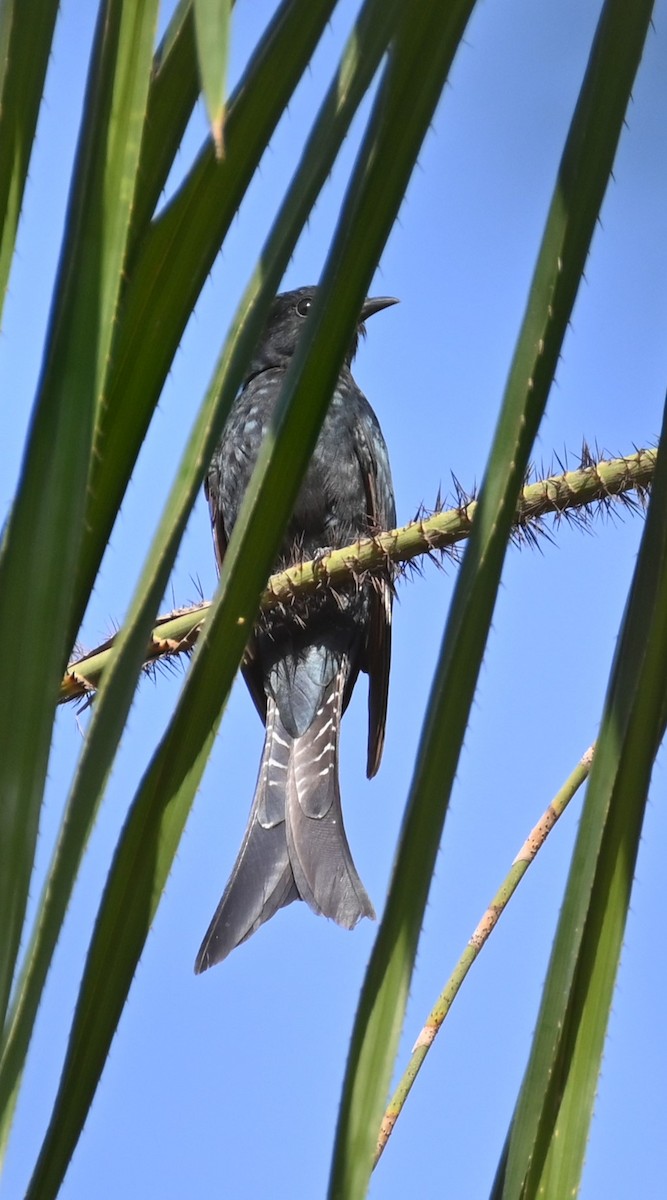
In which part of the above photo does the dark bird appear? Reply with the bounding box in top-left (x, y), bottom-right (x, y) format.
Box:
top-left (195, 287), bottom-right (397, 972)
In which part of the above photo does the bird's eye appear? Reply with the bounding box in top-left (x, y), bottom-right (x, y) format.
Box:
top-left (295, 297), bottom-right (312, 317)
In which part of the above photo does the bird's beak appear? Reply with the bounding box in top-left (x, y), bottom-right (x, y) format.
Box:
top-left (361, 296), bottom-right (399, 321)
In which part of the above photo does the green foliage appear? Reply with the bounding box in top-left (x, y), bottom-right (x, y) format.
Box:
top-left (0, 1), bottom-right (661, 1197)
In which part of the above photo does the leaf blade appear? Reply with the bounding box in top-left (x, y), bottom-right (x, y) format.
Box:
top-left (0, 0), bottom-right (59, 328)
top-left (330, 2), bottom-right (655, 1196)
top-left (193, 0), bottom-right (232, 157)
top-left (0, 0), bottom-right (160, 1030)
top-left (19, 4), bottom-right (401, 1191)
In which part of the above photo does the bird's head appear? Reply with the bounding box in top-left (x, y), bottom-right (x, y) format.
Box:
top-left (245, 286), bottom-right (398, 378)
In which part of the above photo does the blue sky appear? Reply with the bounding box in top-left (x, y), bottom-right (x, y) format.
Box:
top-left (2, 2), bottom-right (667, 1196)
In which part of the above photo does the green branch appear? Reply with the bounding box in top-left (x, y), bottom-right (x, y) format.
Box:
top-left (61, 446), bottom-right (654, 705)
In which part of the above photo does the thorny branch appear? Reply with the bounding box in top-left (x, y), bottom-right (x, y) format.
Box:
top-left (60, 445), bottom-right (655, 705)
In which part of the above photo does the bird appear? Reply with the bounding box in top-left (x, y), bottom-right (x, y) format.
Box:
top-left (195, 286), bottom-right (397, 972)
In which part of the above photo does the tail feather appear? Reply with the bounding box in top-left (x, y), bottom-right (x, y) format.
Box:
top-left (194, 700), bottom-right (296, 973)
top-left (194, 817), bottom-right (297, 972)
top-left (195, 670), bottom-right (375, 972)
top-left (286, 669), bottom-right (375, 928)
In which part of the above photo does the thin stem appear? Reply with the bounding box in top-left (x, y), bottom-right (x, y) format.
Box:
top-left (373, 745), bottom-right (595, 1167)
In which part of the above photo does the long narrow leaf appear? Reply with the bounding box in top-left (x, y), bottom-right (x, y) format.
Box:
top-left (73, 0), bottom-right (337, 638)
top-left (21, 4), bottom-right (403, 1194)
top-left (496, 392), bottom-right (667, 1198)
top-left (1, 0), bottom-right (362, 1122)
top-left (330, 2), bottom-right (655, 1197)
top-left (128, 0), bottom-right (199, 250)
top-left (0, 0), bottom-right (59, 328)
top-left (0, 0), bottom-right (159, 1031)
top-left (193, 0), bottom-right (231, 157)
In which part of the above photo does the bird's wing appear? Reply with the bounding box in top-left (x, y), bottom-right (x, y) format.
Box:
top-left (365, 579), bottom-right (393, 778)
top-left (204, 462), bottom-right (228, 573)
top-left (352, 408), bottom-right (395, 779)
